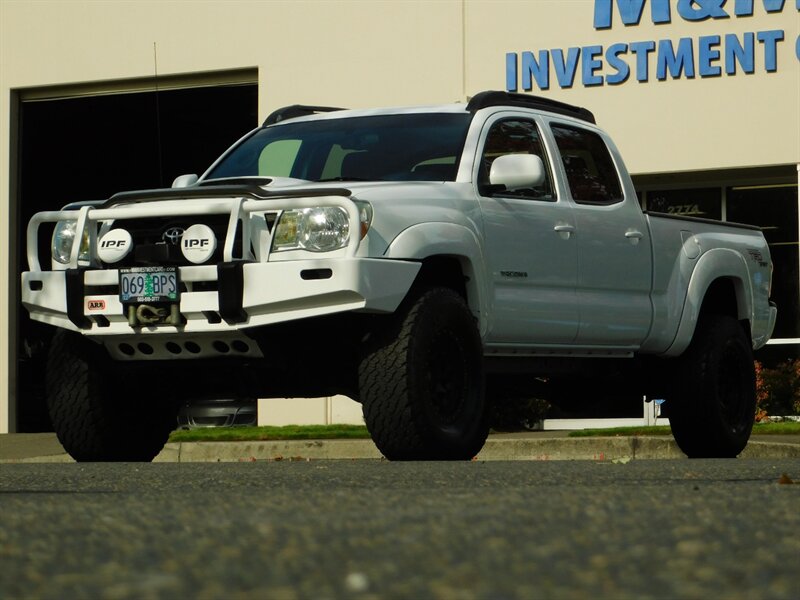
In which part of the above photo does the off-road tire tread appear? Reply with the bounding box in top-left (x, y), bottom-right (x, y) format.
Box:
top-left (46, 330), bottom-right (173, 461)
top-left (360, 295), bottom-right (427, 459)
top-left (359, 287), bottom-right (487, 460)
top-left (669, 315), bottom-right (755, 458)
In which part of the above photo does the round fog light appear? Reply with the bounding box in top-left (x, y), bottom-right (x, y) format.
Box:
top-left (98, 229), bottom-right (133, 263)
top-left (181, 224), bottom-right (217, 264)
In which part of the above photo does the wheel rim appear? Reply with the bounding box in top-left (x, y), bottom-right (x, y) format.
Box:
top-left (423, 329), bottom-right (469, 430)
top-left (717, 341), bottom-right (751, 436)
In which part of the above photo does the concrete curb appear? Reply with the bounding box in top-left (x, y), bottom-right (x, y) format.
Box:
top-left (477, 436), bottom-right (686, 461)
top-left (3, 436), bottom-right (800, 463)
top-left (153, 439), bottom-right (384, 462)
top-left (152, 436), bottom-right (800, 462)
top-left (740, 441), bottom-right (800, 459)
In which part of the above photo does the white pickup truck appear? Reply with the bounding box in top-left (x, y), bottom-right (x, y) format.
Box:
top-left (22, 91), bottom-right (777, 462)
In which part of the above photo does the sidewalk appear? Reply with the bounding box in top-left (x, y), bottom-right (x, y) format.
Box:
top-left (2, 431), bottom-right (800, 463)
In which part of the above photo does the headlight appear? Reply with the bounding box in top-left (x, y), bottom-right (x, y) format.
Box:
top-left (52, 221), bottom-right (90, 264)
top-left (272, 206), bottom-right (355, 253)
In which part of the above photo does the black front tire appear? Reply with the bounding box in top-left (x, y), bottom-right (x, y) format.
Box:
top-left (46, 330), bottom-right (177, 462)
top-left (669, 315), bottom-right (756, 458)
top-left (359, 288), bottom-right (488, 460)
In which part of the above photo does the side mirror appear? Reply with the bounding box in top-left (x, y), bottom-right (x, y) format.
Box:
top-left (489, 154), bottom-right (545, 191)
top-left (172, 174), bottom-right (199, 188)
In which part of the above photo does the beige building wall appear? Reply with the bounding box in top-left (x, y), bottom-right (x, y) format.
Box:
top-left (258, 396), bottom-right (363, 427)
top-left (1, 0), bottom-right (798, 432)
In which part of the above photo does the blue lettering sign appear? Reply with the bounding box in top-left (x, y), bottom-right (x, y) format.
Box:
top-left (522, 50), bottom-right (550, 90)
top-left (505, 1), bottom-right (792, 91)
top-left (698, 35), bottom-right (722, 76)
top-left (606, 43), bottom-right (631, 84)
top-left (725, 32), bottom-right (755, 74)
top-left (594, 0), bottom-right (671, 29)
top-left (734, 0), bottom-right (787, 16)
top-left (677, 0), bottom-right (729, 21)
top-left (506, 53), bottom-right (518, 91)
top-left (552, 48), bottom-right (581, 88)
top-left (630, 40), bottom-right (656, 81)
top-left (595, 0), bottom-right (788, 26)
top-left (657, 38), bottom-right (695, 79)
top-left (757, 29), bottom-right (784, 71)
top-left (582, 45), bottom-right (604, 86)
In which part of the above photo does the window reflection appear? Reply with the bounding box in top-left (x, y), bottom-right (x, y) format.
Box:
top-left (647, 188), bottom-right (722, 220)
top-left (727, 184), bottom-right (799, 340)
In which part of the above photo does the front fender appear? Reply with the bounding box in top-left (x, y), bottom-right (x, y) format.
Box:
top-left (384, 222), bottom-right (489, 337)
top-left (664, 248), bottom-right (753, 357)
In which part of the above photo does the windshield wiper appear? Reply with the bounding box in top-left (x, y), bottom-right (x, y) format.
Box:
top-left (199, 177), bottom-right (273, 187)
top-left (315, 177), bottom-right (378, 182)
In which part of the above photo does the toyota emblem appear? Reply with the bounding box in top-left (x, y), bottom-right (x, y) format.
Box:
top-left (163, 227), bottom-right (185, 245)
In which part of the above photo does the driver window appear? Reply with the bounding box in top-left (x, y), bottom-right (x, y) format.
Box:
top-left (479, 119), bottom-right (555, 200)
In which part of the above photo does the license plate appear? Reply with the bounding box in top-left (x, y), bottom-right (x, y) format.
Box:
top-left (119, 267), bottom-right (179, 304)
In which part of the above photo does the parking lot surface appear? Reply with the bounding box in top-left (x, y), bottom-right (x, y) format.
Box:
top-left (1, 459), bottom-right (799, 599)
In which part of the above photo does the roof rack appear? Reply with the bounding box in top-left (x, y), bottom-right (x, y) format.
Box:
top-left (263, 104), bottom-right (346, 126)
top-left (466, 91), bottom-right (596, 124)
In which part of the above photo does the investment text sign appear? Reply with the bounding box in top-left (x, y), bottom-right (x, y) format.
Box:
top-left (505, 0), bottom-right (798, 91)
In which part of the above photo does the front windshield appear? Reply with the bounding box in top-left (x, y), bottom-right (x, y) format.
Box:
top-left (205, 113), bottom-right (472, 183)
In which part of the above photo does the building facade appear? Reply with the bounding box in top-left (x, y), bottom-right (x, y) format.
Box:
top-left (1, 0), bottom-right (798, 432)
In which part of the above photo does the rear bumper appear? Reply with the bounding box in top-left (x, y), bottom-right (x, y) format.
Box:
top-left (21, 258), bottom-right (420, 336)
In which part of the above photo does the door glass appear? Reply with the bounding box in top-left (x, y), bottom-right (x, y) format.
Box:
top-left (551, 125), bottom-right (623, 205)
top-left (479, 119), bottom-right (555, 200)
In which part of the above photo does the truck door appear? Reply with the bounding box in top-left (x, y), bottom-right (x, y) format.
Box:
top-left (476, 116), bottom-right (579, 345)
top-left (549, 123), bottom-right (652, 347)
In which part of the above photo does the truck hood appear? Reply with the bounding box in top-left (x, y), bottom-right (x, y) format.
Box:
top-left (104, 176), bottom-right (456, 208)
top-left (102, 177), bottom-right (476, 260)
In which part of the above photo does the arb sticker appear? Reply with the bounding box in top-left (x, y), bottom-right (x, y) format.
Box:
top-left (87, 299), bottom-right (106, 311)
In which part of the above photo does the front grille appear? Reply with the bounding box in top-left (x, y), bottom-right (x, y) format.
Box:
top-left (103, 215), bottom-right (243, 267)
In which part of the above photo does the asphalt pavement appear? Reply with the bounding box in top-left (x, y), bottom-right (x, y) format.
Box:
top-left (2, 430), bottom-right (800, 462)
top-left (2, 460), bottom-right (799, 599)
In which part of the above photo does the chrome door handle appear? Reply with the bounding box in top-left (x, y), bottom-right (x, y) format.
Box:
top-left (625, 229), bottom-right (644, 245)
top-left (554, 224), bottom-right (575, 239)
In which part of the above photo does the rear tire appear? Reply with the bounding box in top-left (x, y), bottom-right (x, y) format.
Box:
top-left (46, 330), bottom-right (177, 461)
top-left (669, 315), bottom-right (756, 458)
top-left (359, 288), bottom-right (488, 460)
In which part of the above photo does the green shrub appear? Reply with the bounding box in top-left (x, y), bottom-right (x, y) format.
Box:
top-left (755, 359), bottom-right (800, 419)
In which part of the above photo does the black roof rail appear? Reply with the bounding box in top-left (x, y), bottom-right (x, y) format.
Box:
top-left (263, 104), bottom-right (346, 126)
top-left (466, 91), bottom-right (596, 124)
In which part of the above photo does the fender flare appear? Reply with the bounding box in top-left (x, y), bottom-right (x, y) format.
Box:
top-left (664, 248), bottom-right (753, 357)
top-left (384, 222), bottom-right (490, 337)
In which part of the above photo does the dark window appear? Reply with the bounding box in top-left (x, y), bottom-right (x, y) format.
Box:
top-left (206, 113), bottom-right (471, 183)
top-left (551, 124), bottom-right (623, 205)
top-left (647, 188), bottom-right (722, 220)
top-left (478, 119), bottom-right (555, 200)
top-left (727, 184), bottom-right (799, 340)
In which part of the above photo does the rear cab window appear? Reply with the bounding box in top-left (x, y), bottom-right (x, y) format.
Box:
top-left (551, 124), bottom-right (623, 205)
